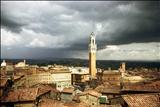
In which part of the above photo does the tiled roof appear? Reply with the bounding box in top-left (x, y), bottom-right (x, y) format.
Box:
top-left (0, 89), bottom-right (3, 98)
top-left (38, 87), bottom-right (51, 97)
top-left (62, 88), bottom-right (74, 94)
top-left (100, 104), bottom-right (122, 107)
top-left (38, 98), bottom-right (63, 107)
top-left (0, 78), bottom-right (8, 88)
top-left (84, 89), bottom-right (102, 98)
top-left (33, 84), bottom-right (59, 96)
top-left (123, 80), bottom-right (160, 92)
top-left (2, 88), bottom-right (38, 102)
top-left (76, 90), bottom-right (102, 98)
top-left (63, 102), bottom-right (89, 107)
top-left (95, 85), bottom-right (121, 94)
top-left (2, 87), bottom-right (51, 103)
top-left (122, 93), bottom-right (160, 107)
top-left (39, 99), bottom-right (89, 107)
top-left (101, 88), bottom-right (121, 94)
top-left (13, 75), bottom-right (24, 81)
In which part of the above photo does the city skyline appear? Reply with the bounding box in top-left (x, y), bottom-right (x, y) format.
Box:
top-left (1, 1), bottom-right (160, 60)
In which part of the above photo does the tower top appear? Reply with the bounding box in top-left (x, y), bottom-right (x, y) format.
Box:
top-left (90, 32), bottom-right (95, 37)
top-left (89, 32), bottom-right (97, 53)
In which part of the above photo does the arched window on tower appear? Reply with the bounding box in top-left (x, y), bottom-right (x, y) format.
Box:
top-left (92, 39), bottom-right (94, 44)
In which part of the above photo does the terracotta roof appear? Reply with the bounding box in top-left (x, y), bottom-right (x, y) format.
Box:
top-left (0, 78), bottom-right (8, 88)
top-left (2, 87), bottom-right (51, 103)
top-left (63, 101), bottom-right (79, 107)
top-left (13, 75), bottom-right (24, 81)
top-left (38, 87), bottom-right (51, 97)
top-left (76, 90), bottom-right (101, 99)
top-left (39, 98), bottom-right (63, 107)
top-left (101, 88), bottom-right (121, 94)
top-left (2, 88), bottom-right (38, 102)
top-left (123, 80), bottom-right (160, 92)
top-left (0, 89), bottom-right (3, 98)
top-left (95, 85), bottom-right (121, 94)
top-left (100, 104), bottom-right (122, 107)
top-left (38, 99), bottom-right (89, 107)
top-left (33, 84), bottom-right (59, 95)
top-left (84, 89), bottom-right (102, 98)
top-left (63, 101), bottom-right (89, 107)
top-left (95, 85), bottom-right (105, 92)
top-left (62, 88), bottom-right (74, 94)
top-left (122, 93), bottom-right (160, 107)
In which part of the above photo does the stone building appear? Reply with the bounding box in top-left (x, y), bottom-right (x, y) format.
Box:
top-left (78, 89), bottom-right (102, 107)
top-left (27, 70), bottom-right (72, 90)
top-left (1, 60), bottom-right (6, 67)
top-left (71, 69), bottom-right (90, 86)
top-left (15, 60), bottom-right (28, 68)
top-left (61, 87), bottom-right (74, 102)
top-left (97, 70), bottom-right (121, 86)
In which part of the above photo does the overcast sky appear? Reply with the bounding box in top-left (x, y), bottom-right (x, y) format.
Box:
top-left (1, 1), bottom-right (160, 61)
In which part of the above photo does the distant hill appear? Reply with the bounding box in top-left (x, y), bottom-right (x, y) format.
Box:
top-left (1, 58), bottom-right (160, 70)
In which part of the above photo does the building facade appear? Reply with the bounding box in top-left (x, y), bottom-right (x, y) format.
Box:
top-left (1, 60), bottom-right (6, 67)
top-left (27, 71), bottom-right (72, 90)
top-left (15, 60), bottom-right (28, 68)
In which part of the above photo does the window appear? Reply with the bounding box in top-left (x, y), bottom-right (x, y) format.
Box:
top-left (92, 39), bottom-right (94, 44)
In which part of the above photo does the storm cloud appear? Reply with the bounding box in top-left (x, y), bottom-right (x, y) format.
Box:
top-left (1, 1), bottom-right (160, 60)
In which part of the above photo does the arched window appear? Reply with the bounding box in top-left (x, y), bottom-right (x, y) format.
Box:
top-left (92, 39), bottom-right (94, 44)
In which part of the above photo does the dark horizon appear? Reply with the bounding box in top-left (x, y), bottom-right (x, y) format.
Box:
top-left (1, 57), bottom-right (160, 62)
top-left (1, 58), bottom-right (160, 70)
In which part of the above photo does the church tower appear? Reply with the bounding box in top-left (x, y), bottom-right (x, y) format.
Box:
top-left (89, 32), bottom-right (97, 79)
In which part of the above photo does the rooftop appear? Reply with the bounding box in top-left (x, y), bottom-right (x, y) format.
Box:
top-left (84, 89), bottom-right (102, 98)
top-left (63, 101), bottom-right (89, 107)
top-left (38, 98), bottom-right (63, 107)
top-left (122, 93), bottom-right (160, 107)
top-left (122, 80), bottom-right (160, 92)
top-left (99, 104), bottom-right (122, 107)
top-left (102, 71), bottom-right (121, 75)
top-left (95, 84), bottom-right (121, 94)
top-left (39, 98), bottom-right (89, 107)
top-left (0, 78), bottom-right (8, 88)
top-left (2, 87), bottom-right (51, 103)
top-left (62, 87), bottom-right (74, 94)
top-left (2, 88), bottom-right (38, 102)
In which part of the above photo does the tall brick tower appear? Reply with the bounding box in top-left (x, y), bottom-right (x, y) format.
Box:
top-left (89, 32), bottom-right (97, 79)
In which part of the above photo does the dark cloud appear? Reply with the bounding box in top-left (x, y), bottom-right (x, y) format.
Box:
top-left (1, 46), bottom-right (81, 59)
top-left (1, 1), bottom-right (160, 59)
top-left (1, 13), bottom-right (25, 33)
top-left (66, 1), bottom-right (160, 50)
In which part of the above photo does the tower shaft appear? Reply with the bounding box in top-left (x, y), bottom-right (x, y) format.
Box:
top-left (88, 32), bottom-right (97, 79)
top-left (89, 52), bottom-right (96, 78)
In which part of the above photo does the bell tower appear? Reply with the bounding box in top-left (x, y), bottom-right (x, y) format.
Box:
top-left (89, 32), bottom-right (97, 79)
